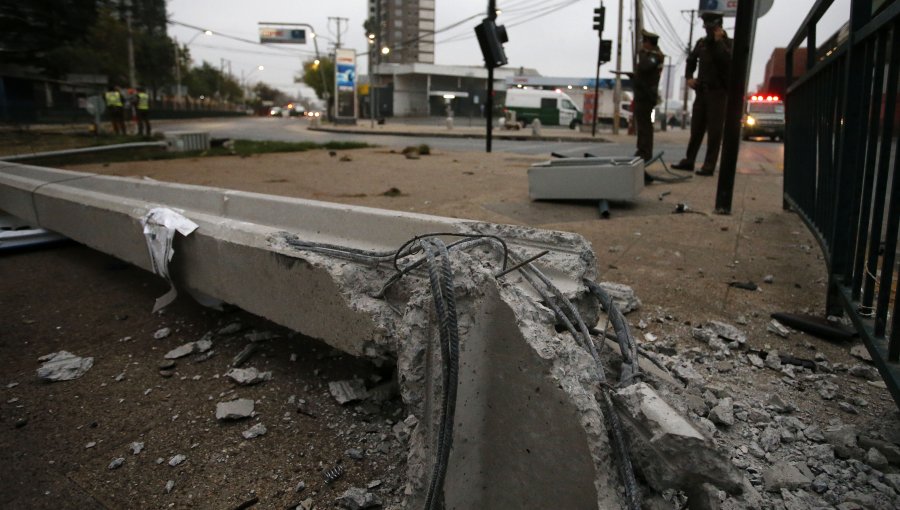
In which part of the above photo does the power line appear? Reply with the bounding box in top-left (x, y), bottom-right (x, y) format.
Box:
top-left (439, 0), bottom-right (584, 45)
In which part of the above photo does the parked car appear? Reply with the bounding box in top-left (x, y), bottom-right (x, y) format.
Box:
top-left (269, 106), bottom-right (284, 117)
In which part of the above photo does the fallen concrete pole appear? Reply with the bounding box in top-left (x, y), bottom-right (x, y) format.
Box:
top-left (0, 161), bottom-right (743, 508)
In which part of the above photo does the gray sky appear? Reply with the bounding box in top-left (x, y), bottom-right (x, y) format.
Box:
top-left (167, 0), bottom-right (852, 102)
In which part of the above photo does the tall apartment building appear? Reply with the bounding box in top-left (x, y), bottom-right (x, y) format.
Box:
top-left (368, 0), bottom-right (435, 64)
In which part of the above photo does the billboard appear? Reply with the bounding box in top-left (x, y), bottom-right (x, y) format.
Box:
top-left (699, 0), bottom-right (773, 17)
top-left (334, 48), bottom-right (357, 120)
top-left (258, 24), bottom-right (306, 44)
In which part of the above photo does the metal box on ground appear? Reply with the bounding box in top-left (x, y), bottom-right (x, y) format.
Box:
top-left (528, 156), bottom-right (645, 201)
top-left (165, 131), bottom-right (211, 152)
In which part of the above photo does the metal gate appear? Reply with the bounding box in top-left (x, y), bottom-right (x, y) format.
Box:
top-left (784, 0), bottom-right (899, 407)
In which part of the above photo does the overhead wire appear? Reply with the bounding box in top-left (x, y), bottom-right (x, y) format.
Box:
top-left (439, 0), bottom-right (584, 45)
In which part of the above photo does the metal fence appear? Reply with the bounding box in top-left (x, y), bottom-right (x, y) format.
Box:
top-left (784, 0), bottom-right (899, 407)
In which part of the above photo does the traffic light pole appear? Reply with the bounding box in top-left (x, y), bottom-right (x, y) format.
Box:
top-left (591, 2), bottom-right (605, 138)
top-left (486, 0), bottom-right (496, 153)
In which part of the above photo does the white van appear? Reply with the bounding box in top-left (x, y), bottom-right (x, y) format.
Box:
top-left (503, 89), bottom-right (582, 129)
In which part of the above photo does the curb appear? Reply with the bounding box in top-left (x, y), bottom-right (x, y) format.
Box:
top-left (308, 126), bottom-right (611, 143)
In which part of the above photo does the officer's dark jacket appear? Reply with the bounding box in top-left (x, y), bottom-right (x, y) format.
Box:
top-left (634, 47), bottom-right (665, 103)
top-left (686, 36), bottom-right (733, 91)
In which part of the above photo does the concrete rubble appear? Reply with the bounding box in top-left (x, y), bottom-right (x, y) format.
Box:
top-left (216, 398), bottom-right (255, 420)
top-left (164, 337), bottom-right (212, 359)
top-left (36, 351), bottom-right (94, 381)
top-left (225, 367), bottom-right (272, 386)
top-left (241, 423), bottom-right (267, 439)
top-left (4, 162), bottom-right (899, 509)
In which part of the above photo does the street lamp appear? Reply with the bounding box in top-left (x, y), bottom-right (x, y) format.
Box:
top-left (381, 46), bottom-right (390, 55)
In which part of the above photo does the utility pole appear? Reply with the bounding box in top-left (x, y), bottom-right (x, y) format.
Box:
top-left (486, 0), bottom-right (497, 153)
top-left (633, 0), bottom-right (643, 69)
top-left (328, 17), bottom-right (349, 48)
top-left (174, 38), bottom-right (181, 102)
top-left (681, 9), bottom-right (696, 130)
top-left (613, 0), bottom-right (624, 135)
top-left (125, 0), bottom-right (136, 88)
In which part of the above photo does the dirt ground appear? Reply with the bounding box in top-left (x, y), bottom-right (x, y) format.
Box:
top-left (2, 143), bottom-right (897, 509)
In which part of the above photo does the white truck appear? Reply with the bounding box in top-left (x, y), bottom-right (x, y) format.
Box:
top-left (581, 88), bottom-right (633, 128)
top-left (502, 89), bottom-right (582, 129)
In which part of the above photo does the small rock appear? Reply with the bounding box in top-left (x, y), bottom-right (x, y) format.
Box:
top-left (346, 448), bottom-right (364, 460)
top-left (329, 380), bottom-right (369, 405)
top-left (153, 327), bottom-right (172, 340)
top-left (767, 320), bottom-right (791, 338)
top-left (762, 462), bottom-right (811, 492)
top-left (763, 274), bottom-right (775, 284)
top-left (36, 351), bottom-right (94, 382)
top-left (816, 379), bottom-right (839, 400)
top-left (838, 402), bottom-right (859, 414)
top-left (764, 350), bottom-right (783, 371)
top-left (226, 367), bottom-right (272, 386)
top-left (85, 441), bottom-right (97, 449)
top-left (168, 454), bottom-right (186, 467)
top-left (760, 426), bottom-right (782, 452)
top-left (335, 487), bottom-right (382, 510)
top-left (158, 360), bottom-right (176, 370)
top-left (130, 442), bottom-right (144, 455)
top-left (244, 330), bottom-right (278, 343)
top-left (216, 398), bottom-right (255, 421)
top-left (706, 320), bottom-right (747, 346)
top-left (164, 343), bottom-right (196, 360)
top-left (242, 423), bottom-right (267, 439)
top-left (294, 481), bottom-right (306, 493)
top-left (848, 364), bottom-right (879, 381)
top-left (708, 398), bottom-right (735, 427)
top-left (884, 473), bottom-right (900, 493)
top-left (747, 353), bottom-right (765, 368)
top-left (849, 344), bottom-right (872, 362)
top-left (299, 498), bottom-right (314, 510)
top-left (217, 322), bottom-right (242, 335)
top-left (865, 448), bottom-right (888, 470)
top-left (165, 480), bottom-right (175, 494)
top-left (811, 474), bottom-right (830, 493)
top-left (108, 457), bottom-right (125, 470)
top-left (597, 282), bottom-right (641, 314)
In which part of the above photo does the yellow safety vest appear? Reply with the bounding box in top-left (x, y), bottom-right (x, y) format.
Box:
top-left (105, 91), bottom-right (122, 107)
top-left (137, 92), bottom-right (149, 110)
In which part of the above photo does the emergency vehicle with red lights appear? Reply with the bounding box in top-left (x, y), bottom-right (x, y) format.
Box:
top-left (742, 94), bottom-right (785, 142)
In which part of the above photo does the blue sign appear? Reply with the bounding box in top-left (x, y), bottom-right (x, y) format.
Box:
top-left (336, 63), bottom-right (355, 89)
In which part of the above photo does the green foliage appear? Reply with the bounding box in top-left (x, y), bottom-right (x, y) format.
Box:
top-left (296, 58), bottom-right (335, 101)
top-left (185, 62), bottom-right (243, 101)
top-left (251, 83), bottom-right (291, 105)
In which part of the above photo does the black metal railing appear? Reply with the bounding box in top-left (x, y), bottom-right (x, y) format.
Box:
top-left (784, 0), bottom-right (899, 407)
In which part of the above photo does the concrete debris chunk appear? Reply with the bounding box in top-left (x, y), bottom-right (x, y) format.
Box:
top-left (37, 351), bottom-right (94, 382)
top-left (614, 382), bottom-right (743, 494)
top-left (244, 330), bottom-right (278, 343)
top-left (108, 457), bottom-right (125, 470)
top-left (848, 364), bottom-right (879, 381)
top-left (130, 441), bottom-right (144, 455)
top-left (242, 423), bottom-right (267, 439)
top-left (153, 327), bottom-right (171, 339)
top-left (85, 441), bottom-right (97, 449)
top-left (764, 350), bottom-right (782, 371)
top-left (849, 344), bottom-right (872, 362)
top-left (217, 322), bottom-right (242, 335)
top-left (706, 320), bottom-right (747, 346)
top-left (216, 398), bottom-right (255, 420)
top-left (335, 487), bottom-right (382, 510)
top-left (346, 448), bottom-right (364, 460)
top-left (294, 481), bottom-right (306, 493)
top-left (597, 281), bottom-right (642, 314)
top-left (168, 454), bottom-right (186, 467)
top-left (231, 343), bottom-right (258, 367)
top-left (816, 379), bottom-right (838, 400)
top-left (760, 426), bottom-right (782, 452)
top-left (762, 462), bottom-right (811, 492)
top-left (823, 425), bottom-right (861, 459)
top-left (708, 398), bottom-right (735, 427)
top-left (865, 448), bottom-right (888, 470)
top-left (163, 338), bottom-right (213, 360)
top-left (226, 367), bottom-right (272, 386)
top-left (329, 380), bottom-right (369, 405)
top-left (165, 480), bottom-right (175, 494)
top-left (767, 319), bottom-right (791, 338)
top-left (747, 353), bottom-right (765, 368)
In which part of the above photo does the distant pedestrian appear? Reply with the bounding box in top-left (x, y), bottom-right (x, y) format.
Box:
top-left (671, 12), bottom-right (733, 176)
top-left (633, 29), bottom-right (665, 163)
top-left (136, 87), bottom-right (151, 137)
top-left (104, 85), bottom-right (126, 135)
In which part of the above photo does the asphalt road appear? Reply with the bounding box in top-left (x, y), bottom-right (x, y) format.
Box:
top-left (153, 117), bottom-right (687, 157)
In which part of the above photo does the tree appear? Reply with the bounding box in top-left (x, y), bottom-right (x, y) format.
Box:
top-left (296, 57), bottom-right (334, 116)
top-left (185, 61), bottom-right (243, 101)
top-left (251, 83), bottom-right (291, 105)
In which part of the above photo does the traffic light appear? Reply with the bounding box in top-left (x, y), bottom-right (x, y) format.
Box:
top-left (599, 40), bottom-right (612, 63)
top-left (593, 7), bottom-right (605, 32)
top-left (474, 18), bottom-right (509, 69)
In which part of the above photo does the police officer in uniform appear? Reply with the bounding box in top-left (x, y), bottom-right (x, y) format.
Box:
top-left (634, 29), bottom-right (665, 163)
top-left (671, 12), bottom-right (733, 175)
top-left (104, 85), bottom-right (125, 135)
top-left (136, 87), bottom-right (151, 137)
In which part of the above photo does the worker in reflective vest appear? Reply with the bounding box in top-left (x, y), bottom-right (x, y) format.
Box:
top-left (104, 85), bottom-right (126, 135)
top-left (136, 88), bottom-right (151, 137)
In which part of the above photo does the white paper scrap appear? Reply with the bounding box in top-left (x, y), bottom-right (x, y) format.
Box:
top-left (140, 208), bottom-right (199, 312)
